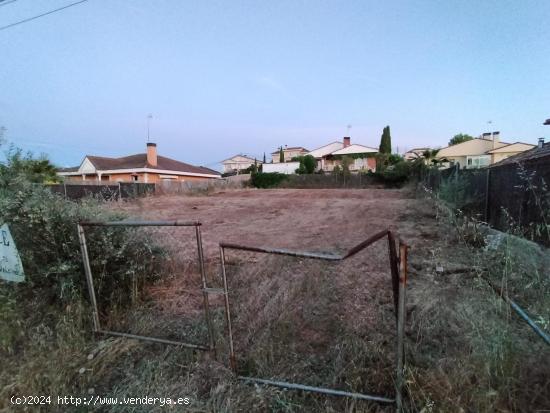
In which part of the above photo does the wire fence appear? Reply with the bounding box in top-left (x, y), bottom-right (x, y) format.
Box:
top-left (48, 182), bottom-right (155, 200)
top-left (422, 158), bottom-right (550, 246)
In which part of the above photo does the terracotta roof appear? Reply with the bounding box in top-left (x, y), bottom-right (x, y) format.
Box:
top-left (86, 153), bottom-right (220, 175)
top-left (491, 142), bottom-right (550, 168)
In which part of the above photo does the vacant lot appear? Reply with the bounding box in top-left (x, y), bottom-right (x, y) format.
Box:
top-left (110, 188), bottom-right (549, 412)
top-left (118, 188), bottom-right (408, 254)
top-left (6, 187), bottom-right (544, 412)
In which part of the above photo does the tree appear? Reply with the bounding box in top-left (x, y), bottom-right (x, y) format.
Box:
top-left (279, 147), bottom-right (284, 163)
top-left (341, 156), bottom-right (352, 176)
top-left (294, 155), bottom-right (316, 174)
top-left (0, 146), bottom-right (60, 184)
top-left (302, 155), bottom-right (316, 174)
top-left (379, 126), bottom-right (392, 154)
top-left (449, 133), bottom-right (474, 146)
top-left (263, 152), bottom-right (266, 164)
top-left (422, 149), bottom-right (440, 165)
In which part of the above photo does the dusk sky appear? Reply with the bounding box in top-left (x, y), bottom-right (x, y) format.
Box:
top-left (1, 0), bottom-right (550, 169)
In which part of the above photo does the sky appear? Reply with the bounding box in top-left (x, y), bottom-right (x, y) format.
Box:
top-left (1, 0), bottom-right (550, 170)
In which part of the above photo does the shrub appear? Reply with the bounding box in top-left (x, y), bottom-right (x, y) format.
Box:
top-left (0, 149), bottom-right (161, 354)
top-left (292, 155), bottom-right (316, 174)
top-left (250, 172), bottom-right (288, 188)
top-left (369, 160), bottom-right (411, 185)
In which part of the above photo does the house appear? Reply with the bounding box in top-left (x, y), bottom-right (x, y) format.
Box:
top-left (221, 154), bottom-right (260, 174)
top-left (270, 146), bottom-right (309, 163)
top-left (57, 143), bottom-right (221, 182)
top-left (436, 132), bottom-right (535, 169)
top-left (307, 137), bottom-right (378, 172)
top-left (491, 138), bottom-right (548, 168)
top-left (404, 148), bottom-right (430, 161)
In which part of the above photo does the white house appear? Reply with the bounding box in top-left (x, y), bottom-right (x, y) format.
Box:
top-left (221, 154), bottom-right (260, 174)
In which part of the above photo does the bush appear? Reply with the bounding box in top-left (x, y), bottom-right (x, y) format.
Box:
top-left (250, 172), bottom-right (288, 188)
top-left (0, 149), bottom-right (161, 354)
top-left (292, 155), bottom-right (316, 174)
top-left (369, 160), bottom-right (411, 185)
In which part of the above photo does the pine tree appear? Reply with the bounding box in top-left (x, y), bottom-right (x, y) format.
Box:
top-left (279, 147), bottom-right (284, 163)
top-left (379, 126), bottom-right (392, 154)
top-left (263, 152), bottom-right (266, 163)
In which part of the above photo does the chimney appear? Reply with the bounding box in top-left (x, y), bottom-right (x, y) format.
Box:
top-left (539, 138), bottom-right (545, 149)
top-left (492, 131), bottom-right (500, 149)
top-left (343, 137), bottom-right (351, 147)
top-left (147, 142), bottom-right (158, 166)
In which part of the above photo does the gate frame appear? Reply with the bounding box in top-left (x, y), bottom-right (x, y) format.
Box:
top-left (219, 230), bottom-right (408, 409)
top-left (77, 219), bottom-right (215, 352)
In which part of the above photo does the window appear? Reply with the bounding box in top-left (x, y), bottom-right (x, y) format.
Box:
top-left (466, 156), bottom-right (490, 168)
top-left (132, 175), bottom-right (139, 181)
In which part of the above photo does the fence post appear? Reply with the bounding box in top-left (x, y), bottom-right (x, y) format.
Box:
top-left (395, 241), bottom-right (408, 412)
top-left (484, 169), bottom-right (491, 223)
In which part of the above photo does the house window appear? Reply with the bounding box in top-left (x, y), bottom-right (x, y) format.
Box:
top-left (132, 175), bottom-right (139, 182)
top-left (466, 156), bottom-right (490, 168)
top-left (354, 158), bottom-right (363, 169)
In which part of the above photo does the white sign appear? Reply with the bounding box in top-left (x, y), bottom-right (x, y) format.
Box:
top-left (0, 224), bottom-right (25, 283)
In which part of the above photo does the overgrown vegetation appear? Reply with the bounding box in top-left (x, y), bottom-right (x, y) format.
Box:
top-left (250, 171), bottom-right (288, 188)
top-left (0, 147), bottom-right (163, 407)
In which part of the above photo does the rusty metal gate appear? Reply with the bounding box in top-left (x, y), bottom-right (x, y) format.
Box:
top-left (77, 220), bottom-right (215, 352)
top-left (219, 229), bottom-right (408, 409)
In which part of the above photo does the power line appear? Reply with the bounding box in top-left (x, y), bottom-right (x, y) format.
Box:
top-left (0, 0), bottom-right (18, 8)
top-left (0, 0), bottom-right (89, 32)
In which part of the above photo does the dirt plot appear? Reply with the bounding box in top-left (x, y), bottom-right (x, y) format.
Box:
top-left (117, 188), bottom-right (408, 255)
top-left (110, 189), bottom-right (409, 402)
top-left (92, 188), bottom-right (549, 411)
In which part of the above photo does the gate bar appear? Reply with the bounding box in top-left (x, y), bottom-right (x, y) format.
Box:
top-left (97, 329), bottom-right (209, 350)
top-left (239, 376), bottom-right (395, 404)
top-left (196, 225), bottom-right (216, 352)
top-left (77, 224), bottom-right (101, 332)
top-left (395, 241), bottom-right (408, 412)
top-left (80, 220), bottom-right (201, 227)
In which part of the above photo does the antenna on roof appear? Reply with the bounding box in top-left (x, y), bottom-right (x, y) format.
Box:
top-left (147, 114), bottom-right (153, 142)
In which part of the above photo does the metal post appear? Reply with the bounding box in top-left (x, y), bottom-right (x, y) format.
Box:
top-left (387, 231), bottom-right (399, 316)
top-left (396, 242), bottom-right (408, 412)
top-left (63, 182), bottom-right (67, 199)
top-left (220, 246), bottom-right (237, 371)
top-left (196, 225), bottom-right (216, 353)
top-left (77, 224), bottom-right (101, 332)
top-left (484, 169), bottom-right (491, 223)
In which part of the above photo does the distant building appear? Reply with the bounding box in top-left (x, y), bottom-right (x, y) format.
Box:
top-left (436, 132), bottom-right (535, 169)
top-left (221, 154), bottom-right (259, 174)
top-left (57, 143), bottom-right (221, 182)
top-left (308, 137), bottom-right (378, 172)
top-left (270, 146), bottom-right (309, 163)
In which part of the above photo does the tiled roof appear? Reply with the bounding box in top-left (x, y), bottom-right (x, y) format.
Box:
top-left (270, 147), bottom-right (309, 154)
top-left (86, 153), bottom-right (220, 175)
top-left (491, 142), bottom-right (550, 168)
